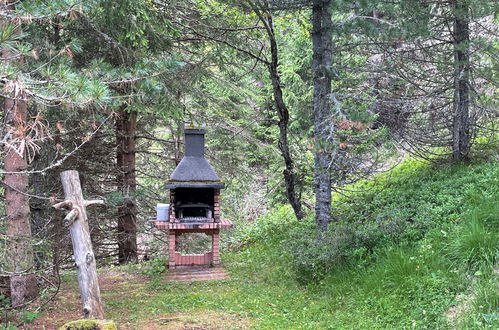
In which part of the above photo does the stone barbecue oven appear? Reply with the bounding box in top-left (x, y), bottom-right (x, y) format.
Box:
top-left (155, 127), bottom-right (233, 268)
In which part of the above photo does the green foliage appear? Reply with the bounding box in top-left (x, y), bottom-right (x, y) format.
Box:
top-left (229, 204), bottom-right (299, 248)
top-left (19, 310), bottom-right (41, 324)
top-left (0, 294), bottom-right (11, 309)
top-left (227, 157), bottom-right (498, 327)
top-left (448, 218), bottom-right (498, 271)
top-left (458, 270), bottom-right (499, 328)
top-left (58, 319), bottom-right (117, 330)
top-left (470, 275), bottom-right (499, 327)
top-left (229, 158), bottom-right (498, 284)
top-left (355, 159), bottom-right (494, 275)
top-left (0, 323), bottom-right (18, 330)
top-left (141, 257), bottom-right (167, 278)
top-left (89, 0), bottom-right (175, 52)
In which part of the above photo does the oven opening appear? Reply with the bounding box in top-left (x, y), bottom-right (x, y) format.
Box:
top-left (174, 188), bottom-right (214, 221)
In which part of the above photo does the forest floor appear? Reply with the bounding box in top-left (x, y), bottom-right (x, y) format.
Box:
top-left (28, 266), bottom-right (253, 329)
top-left (10, 157), bottom-right (499, 329)
top-left (18, 250), bottom-right (494, 330)
top-left (21, 251), bottom-right (389, 329)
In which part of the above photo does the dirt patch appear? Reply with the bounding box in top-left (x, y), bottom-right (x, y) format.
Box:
top-left (25, 280), bottom-right (82, 330)
top-left (23, 268), bottom-right (244, 329)
top-left (446, 292), bottom-right (476, 327)
top-left (26, 270), bottom-right (149, 329)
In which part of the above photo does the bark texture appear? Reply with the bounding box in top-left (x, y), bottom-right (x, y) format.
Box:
top-left (116, 109), bottom-right (138, 263)
top-left (58, 171), bottom-right (105, 319)
top-left (452, 0), bottom-right (471, 162)
top-left (312, 0), bottom-right (333, 232)
top-left (1, 0), bottom-right (37, 307)
top-left (3, 96), bottom-right (38, 307)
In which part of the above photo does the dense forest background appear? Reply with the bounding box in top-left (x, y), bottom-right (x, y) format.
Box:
top-left (0, 0), bottom-right (498, 328)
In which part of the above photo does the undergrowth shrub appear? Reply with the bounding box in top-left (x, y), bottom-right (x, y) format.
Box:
top-left (286, 219), bottom-right (400, 282)
top-left (445, 194), bottom-right (499, 273)
top-left (232, 159), bottom-right (498, 286)
top-left (228, 204), bottom-right (300, 249)
top-left (141, 257), bottom-right (167, 277)
top-left (286, 159), bottom-right (499, 282)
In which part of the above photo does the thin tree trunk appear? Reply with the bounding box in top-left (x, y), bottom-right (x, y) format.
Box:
top-left (51, 119), bottom-right (64, 276)
top-left (452, 0), bottom-right (471, 161)
top-left (312, 0), bottom-right (333, 232)
top-left (254, 8), bottom-right (304, 220)
top-left (1, 0), bottom-right (37, 307)
top-left (116, 109), bottom-right (138, 263)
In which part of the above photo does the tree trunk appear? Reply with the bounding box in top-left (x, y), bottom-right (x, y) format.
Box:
top-left (3, 96), bottom-right (38, 307)
top-left (116, 109), bottom-right (138, 263)
top-left (56, 171), bottom-right (105, 319)
top-left (312, 0), bottom-right (333, 232)
top-left (452, 0), bottom-right (471, 162)
top-left (1, 0), bottom-right (37, 307)
top-left (255, 9), bottom-right (304, 220)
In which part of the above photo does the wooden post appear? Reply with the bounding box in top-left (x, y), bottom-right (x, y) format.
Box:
top-left (53, 170), bottom-right (105, 319)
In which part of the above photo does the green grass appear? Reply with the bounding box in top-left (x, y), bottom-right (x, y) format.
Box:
top-left (35, 158), bottom-right (498, 329)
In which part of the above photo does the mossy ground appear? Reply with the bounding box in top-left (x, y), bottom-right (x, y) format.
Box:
top-left (58, 318), bottom-right (117, 330)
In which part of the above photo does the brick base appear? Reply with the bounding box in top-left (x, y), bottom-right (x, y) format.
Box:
top-left (174, 252), bottom-right (213, 266)
top-left (167, 229), bottom-right (221, 268)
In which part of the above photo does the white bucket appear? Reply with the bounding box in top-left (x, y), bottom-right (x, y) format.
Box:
top-left (156, 203), bottom-right (169, 221)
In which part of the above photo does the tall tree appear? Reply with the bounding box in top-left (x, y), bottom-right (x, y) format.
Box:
top-left (1, 0), bottom-right (37, 307)
top-left (168, 0), bottom-right (306, 220)
top-left (368, 0), bottom-right (498, 162)
top-left (251, 4), bottom-right (305, 220)
top-left (311, 0), bottom-right (333, 231)
top-left (75, 0), bottom-right (176, 262)
top-left (116, 108), bottom-right (138, 262)
top-left (451, 0), bottom-right (471, 161)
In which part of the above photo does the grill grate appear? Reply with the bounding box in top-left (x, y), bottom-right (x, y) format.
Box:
top-left (180, 217), bottom-right (213, 222)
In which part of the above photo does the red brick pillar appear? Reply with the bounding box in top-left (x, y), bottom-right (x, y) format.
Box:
top-left (212, 229), bottom-right (220, 265)
top-left (168, 232), bottom-right (176, 268)
top-left (213, 189), bottom-right (220, 222)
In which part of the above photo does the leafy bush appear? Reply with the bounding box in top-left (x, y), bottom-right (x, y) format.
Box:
top-left (0, 294), bottom-right (11, 309)
top-left (141, 257), bottom-right (167, 277)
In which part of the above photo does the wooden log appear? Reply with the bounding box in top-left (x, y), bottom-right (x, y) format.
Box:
top-left (58, 170), bottom-right (105, 319)
top-left (63, 208), bottom-right (79, 226)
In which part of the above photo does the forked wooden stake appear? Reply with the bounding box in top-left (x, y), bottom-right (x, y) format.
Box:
top-left (53, 170), bottom-right (105, 319)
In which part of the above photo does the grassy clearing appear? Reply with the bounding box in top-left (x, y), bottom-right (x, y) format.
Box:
top-left (17, 158), bottom-right (499, 329)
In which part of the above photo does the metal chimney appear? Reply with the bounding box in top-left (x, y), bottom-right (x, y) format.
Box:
top-left (184, 128), bottom-right (205, 157)
top-left (166, 127), bottom-right (224, 189)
